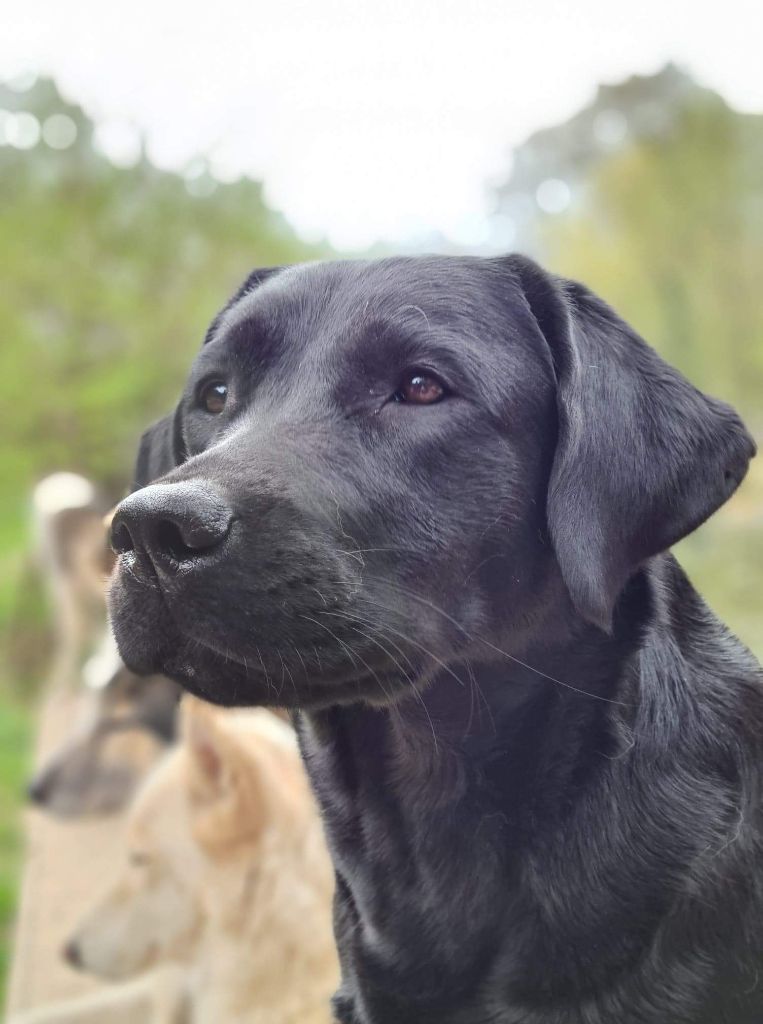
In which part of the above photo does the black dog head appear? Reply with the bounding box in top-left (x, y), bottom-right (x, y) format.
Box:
top-left (109, 256), bottom-right (754, 708)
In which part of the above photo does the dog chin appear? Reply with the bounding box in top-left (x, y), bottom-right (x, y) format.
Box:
top-left (109, 610), bottom-right (262, 706)
top-left (110, 616), bottom-right (388, 711)
top-left (165, 654), bottom-right (409, 711)
top-left (109, 572), bottom-right (415, 709)
top-left (160, 659), bottom-right (264, 708)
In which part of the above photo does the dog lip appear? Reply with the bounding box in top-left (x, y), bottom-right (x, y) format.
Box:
top-left (164, 636), bottom-right (410, 707)
top-left (176, 627), bottom-right (397, 686)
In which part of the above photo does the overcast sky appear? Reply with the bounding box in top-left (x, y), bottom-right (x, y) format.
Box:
top-left (3, 0), bottom-right (762, 249)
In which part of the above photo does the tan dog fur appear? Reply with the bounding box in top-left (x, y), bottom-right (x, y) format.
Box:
top-left (12, 699), bottom-right (338, 1024)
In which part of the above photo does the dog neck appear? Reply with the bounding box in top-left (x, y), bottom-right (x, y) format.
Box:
top-left (300, 565), bottom-right (649, 813)
top-left (301, 647), bottom-right (633, 853)
top-left (297, 562), bottom-right (753, 1022)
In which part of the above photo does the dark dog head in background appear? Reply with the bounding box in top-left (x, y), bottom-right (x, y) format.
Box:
top-left (28, 660), bottom-right (179, 817)
top-left (108, 256), bottom-right (754, 708)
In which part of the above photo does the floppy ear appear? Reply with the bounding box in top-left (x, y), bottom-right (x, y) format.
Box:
top-left (131, 410), bottom-right (185, 491)
top-left (508, 255), bottom-right (755, 632)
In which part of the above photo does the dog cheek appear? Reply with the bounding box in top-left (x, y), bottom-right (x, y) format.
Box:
top-left (72, 883), bottom-right (151, 979)
top-left (150, 875), bottom-right (202, 961)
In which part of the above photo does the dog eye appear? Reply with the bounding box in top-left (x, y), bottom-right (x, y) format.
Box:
top-left (199, 381), bottom-right (228, 414)
top-left (129, 851), bottom-right (152, 868)
top-left (394, 370), bottom-right (446, 405)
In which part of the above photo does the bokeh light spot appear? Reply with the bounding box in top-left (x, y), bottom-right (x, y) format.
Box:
top-left (42, 114), bottom-right (78, 150)
top-left (535, 178), bottom-right (571, 214)
top-left (93, 120), bottom-right (142, 168)
top-left (593, 109), bottom-right (628, 148)
top-left (6, 70), bottom-right (38, 93)
top-left (5, 112), bottom-right (41, 150)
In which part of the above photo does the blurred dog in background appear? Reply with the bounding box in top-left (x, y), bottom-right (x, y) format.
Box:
top-left (32, 473), bottom-right (110, 692)
top-left (29, 474), bottom-right (180, 818)
top-left (27, 646), bottom-right (180, 817)
top-left (11, 697), bottom-right (338, 1024)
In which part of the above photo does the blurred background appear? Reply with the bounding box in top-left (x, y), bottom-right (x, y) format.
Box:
top-left (0, 0), bottom-right (761, 1015)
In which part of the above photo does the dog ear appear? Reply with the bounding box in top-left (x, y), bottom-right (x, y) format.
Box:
top-left (131, 409), bottom-right (185, 491)
top-left (182, 697), bottom-right (228, 797)
top-left (203, 265), bottom-right (285, 346)
top-left (181, 698), bottom-right (265, 850)
top-left (507, 255), bottom-right (755, 632)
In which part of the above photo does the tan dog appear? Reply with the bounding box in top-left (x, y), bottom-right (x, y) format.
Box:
top-left (12, 699), bottom-right (338, 1024)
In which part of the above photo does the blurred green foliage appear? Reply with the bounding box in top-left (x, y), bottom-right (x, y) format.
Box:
top-left (544, 94), bottom-right (763, 420)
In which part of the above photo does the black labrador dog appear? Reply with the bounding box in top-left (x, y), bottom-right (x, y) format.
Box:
top-left (109, 256), bottom-right (763, 1024)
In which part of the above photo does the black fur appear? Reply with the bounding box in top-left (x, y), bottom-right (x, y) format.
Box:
top-left (110, 255), bottom-right (763, 1023)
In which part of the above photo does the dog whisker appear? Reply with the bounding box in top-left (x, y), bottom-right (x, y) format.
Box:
top-left (360, 575), bottom-right (633, 707)
top-left (331, 614), bottom-right (448, 749)
top-left (477, 510), bottom-right (514, 542)
top-left (310, 643), bottom-right (324, 673)
top-left (334, 615), bottom-right (439, 752)
top-left (462, 553), bottom-right (508, 584)
top-left (254, 644), bottom-right (273, 698)
top-left (291, 641), bottom-right (310, 683)
top-left (323, 607), bottom-right (418, 675)
top-left (319, 607), bottom-right (467, 691)
top-left (338, 547), bottom-right (420, 557)
top-left (322, 484), bottom-right (365, 566)
top-left (276, 650), bottom-right (287, 699)
top-left (469, 659), bottom-right (497, 736)
top-left (282, 654), bottom-right (298, 703)
top-left (300, 615), bottom-right (395, 703)
top-left (300, 615), bottom-right (360, 672)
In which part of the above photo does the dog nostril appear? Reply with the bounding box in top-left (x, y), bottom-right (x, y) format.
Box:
top-left (111, 484), bottom-right (232, 567)
top-left (27, 777), bottom-right (49, 805)
top-left (111, 520), bottom-right (135, 555)
top-left (63, 938), bottom-right (83, 970)
top-left (155, 519), bottom-right (197, 562)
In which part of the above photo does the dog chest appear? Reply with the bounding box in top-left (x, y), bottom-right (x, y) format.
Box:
top-left (297, 707), bottom-right (524, 1015)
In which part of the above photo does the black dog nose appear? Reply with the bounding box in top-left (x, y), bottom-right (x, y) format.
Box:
top-left (111, 483), bottom-right (233, 566)
top-left (62, 938), bottom-right (83, 969)
top-left (27, 774), bottom-right (50, 805)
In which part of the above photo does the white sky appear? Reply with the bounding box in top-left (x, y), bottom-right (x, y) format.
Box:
top-left (3, 0), bottom-right (762, 250)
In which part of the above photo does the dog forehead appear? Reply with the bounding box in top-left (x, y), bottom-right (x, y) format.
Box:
top-left (219, 257), bottom-right (507, 343)
top-left (211, 257), bottom-right (540, 390)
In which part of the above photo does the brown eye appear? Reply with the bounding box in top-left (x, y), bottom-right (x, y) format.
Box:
top-left (200, 381), bottom-right (228, 414)
top-left (395, 371), bottom-right (446, 405)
